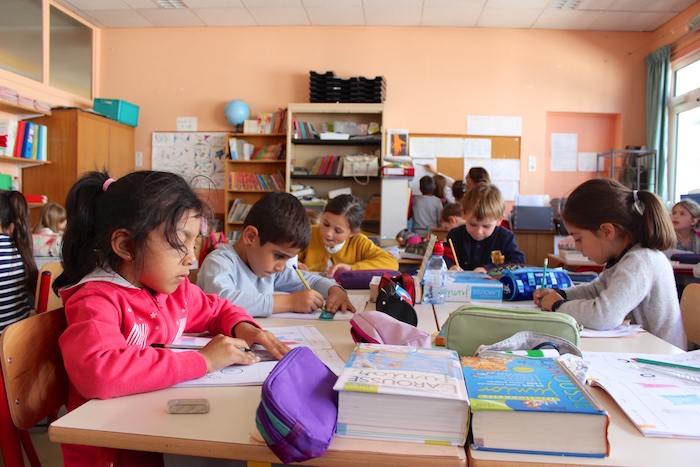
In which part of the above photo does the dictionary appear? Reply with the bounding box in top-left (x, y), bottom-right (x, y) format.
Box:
top-left (333, 343), bottom-right (469, 445)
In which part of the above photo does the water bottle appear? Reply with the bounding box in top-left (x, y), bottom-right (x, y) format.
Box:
top-left (423, 242), bottom-right (448, 304)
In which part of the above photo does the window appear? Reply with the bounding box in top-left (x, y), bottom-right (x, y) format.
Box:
top-left (50, 5), bottom-right (93, 99)
top-left (669, 51), bottom-right (700, 202)
top-left (0, 0), bottom-right (43, 81)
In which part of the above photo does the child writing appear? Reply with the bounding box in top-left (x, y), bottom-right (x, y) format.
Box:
top-left (0, 191), bottom-right (36, 333)
top-left (197, 192), bottom-right (355, 318)
top-left (411, 175), bottom-right (443, 237)
top-left (32, 201), bottom-right (66, 258)
top-left (439, 202), bottom-right (466, 232)
top-left (534, 178), bottom-right (686, 349)
top-left (669, 198), bottom-right (700, 252)
top-left (297, 194), bottom-right (399, 277)
top-left (54, 171), bottom-right (290, 466)
top-left (445, 182), bottom-right (525, 272)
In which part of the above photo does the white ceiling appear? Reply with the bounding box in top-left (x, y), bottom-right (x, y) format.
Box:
top-left (52, 0), bottom-right (697, 31)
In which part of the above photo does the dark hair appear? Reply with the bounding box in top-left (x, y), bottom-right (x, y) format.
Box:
top-left (440, 203), bottom-right (463, 223)
top-left (562, 178), bottom-right (675, 251)
top-left (461, 181), bottom-right (505, 220)
top-left (54, 171), bottom-right (211, 292)
top-left (419, 176), bottom-right (435, 195)
top-left (467, 167), bottom-right (490, 185)
top-left (324, 194), bottom-right (364, 231)
top-left (433, 175), bottom-right (447, 199)
top-left (244, 192), bottom-right (311, 249)
top-left (452, 180), bottom-right (465, 201)
top-left (0, 191), bottom-right (37, 294)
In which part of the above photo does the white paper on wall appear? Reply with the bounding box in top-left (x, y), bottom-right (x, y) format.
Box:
top-left (493, 180), bottom-right (519, 202)
top-left (409, 137), bottom-right (437, 159)
top-left (464, 158), bottom-right (493, 177)
top-left (464, 138), bottom-right (492, 158)
top-left (491, 159), bottom-right (520, 181)
top-left (152, 132), bottom-right (226, 188)
top-left (578, 152), bottom-right (604, 172)
top-left (435, 138), bottom-right (464, 158)
top-left (492, 117), bottom-right (522, 137)
top-left (550, 133), bottom-right (578, 172)
top-left (410, 158), bottom-right (437, 194)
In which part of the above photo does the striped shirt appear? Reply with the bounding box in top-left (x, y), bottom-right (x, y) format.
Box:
top-left (0, 234), bottom-right (30, 333)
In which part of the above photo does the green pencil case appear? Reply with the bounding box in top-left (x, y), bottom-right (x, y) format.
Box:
top-left (442, 305), bottom-right (581, 357)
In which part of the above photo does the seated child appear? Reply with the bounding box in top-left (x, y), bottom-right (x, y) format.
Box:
top-left (54, 171), bottom-right (290, 466)
top-left (445, 182), bottom-right (525, 273)
top-left (452, 180), bottom-right (465, 203)
top-left (32, 201), bottom-right (66, 258)
top-left (440, 203), bottom-right (466, 232)
top-left (198, 192), bottom-right (355, 317)
top-left (298, 194), bottom-right (398, 277)
top-left (534, 179), bottom-right (686, 349)
top-left (411, 176), bottom-right (443, 237)
top-left (669, 198), bottom-right (700, 252)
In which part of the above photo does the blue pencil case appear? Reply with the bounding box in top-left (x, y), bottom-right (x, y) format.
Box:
top-left (499, 267), bottom-right (573, 301)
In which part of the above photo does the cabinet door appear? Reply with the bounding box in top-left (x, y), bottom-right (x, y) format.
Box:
top-left (77, 113), bottom-right (110, 174)
top-left (108, 122), bottom-right (135, 178)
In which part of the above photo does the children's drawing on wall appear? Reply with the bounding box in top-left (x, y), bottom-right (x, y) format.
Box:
top-left (152, 132), bottom-right (227, 188)
top-left (387, 129), bottom-right (409, 157)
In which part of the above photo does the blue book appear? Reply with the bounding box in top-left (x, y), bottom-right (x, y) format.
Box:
top-left (463, 355), bottom-right (609, 457)
top-left (20, 121), bottom-right (36, 159)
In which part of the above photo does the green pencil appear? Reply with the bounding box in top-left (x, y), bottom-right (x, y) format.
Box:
top-left (633, 357), bottom-right (700, 373)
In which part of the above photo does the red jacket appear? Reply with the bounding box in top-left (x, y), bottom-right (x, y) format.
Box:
top-left (58, 268), bottom-right (258, 466)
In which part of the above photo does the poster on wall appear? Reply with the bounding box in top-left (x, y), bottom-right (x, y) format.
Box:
top-left (152, 132), bottom-right (227, 189)
top-left (387, 129), bottom-right (409, 156)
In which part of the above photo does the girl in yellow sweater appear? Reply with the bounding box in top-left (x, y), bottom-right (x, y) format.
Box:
top-left (298, 194), bottom-right (398, 277)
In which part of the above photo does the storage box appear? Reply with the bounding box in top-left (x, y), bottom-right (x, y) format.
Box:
top-left (442, 271), bottom-right (503, 302)
top-left (93, 98), bottom-right (139, 127)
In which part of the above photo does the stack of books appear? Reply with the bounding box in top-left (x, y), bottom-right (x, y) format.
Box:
top-left (0, 120), bottom-right (48, 161)
top-left (333, 343), bottom-right (469, 446)
top-left (462, 354), bottom-right (610, 458)
top-left (228, 171), bottom-right (284, 192)
top-left (226, 199), bottom-right (252, 223)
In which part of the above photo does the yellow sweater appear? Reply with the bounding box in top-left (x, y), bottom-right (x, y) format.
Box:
top-left (299, 226), bottom-right (399, 273)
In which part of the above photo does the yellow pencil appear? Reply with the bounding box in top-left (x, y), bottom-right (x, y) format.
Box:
top-left (448, 238), bottom-right (462, 270)
top-left (293, 265), bottom-right (311, 290)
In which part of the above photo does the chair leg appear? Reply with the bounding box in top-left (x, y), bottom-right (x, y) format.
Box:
top-left (0, 372), bottom-right (25, 467)
top-left (19, 429), bottom-right (41, 467)
top-left (94, 447), bottom-right (121, 467)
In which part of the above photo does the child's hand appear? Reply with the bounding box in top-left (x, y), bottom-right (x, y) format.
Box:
top-left (325, 286), bottom-right (357, 313)
top-left (233, 322), bottom-right (290, 360)
top-left (297, 262), bottom-right (309, 272)
top-left (449, 265), bottom-right (461, 271)
top-left (327, 262), bottom-right (351, 278)
top-left (473, 267), bottom-right (488, 273)
top-left (533, 289), bottom-right (563, 311)
top-left (199, 334), bottom-right (259, 373)
top-left (290, 289), bottom-right (325, 313)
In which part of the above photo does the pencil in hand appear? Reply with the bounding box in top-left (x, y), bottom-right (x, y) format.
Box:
top-left (292, 264), bottom-right (311, 290)
top-left (448, 238), bottom-right (461, 270)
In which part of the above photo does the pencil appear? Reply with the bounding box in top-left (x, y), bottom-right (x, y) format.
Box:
top-left (448, 238), bottom-right (461, 270)
top-left (151, 343), bottom-right (252, 352)
top-left (633, 357), bottom-right (700, 373)
top-left (293, 264), bottom-right (311, 290)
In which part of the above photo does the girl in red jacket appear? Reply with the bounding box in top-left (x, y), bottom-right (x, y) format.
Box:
top-left (53, 170), bottom-right (289, 467)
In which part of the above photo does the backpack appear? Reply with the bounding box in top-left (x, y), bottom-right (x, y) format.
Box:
top-left (255, 347), bottom-right (338, 464)
top-left (375, 272), bottom-right (418, 326)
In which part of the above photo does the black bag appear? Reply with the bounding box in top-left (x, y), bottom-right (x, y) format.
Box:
top-left (375, 274), bottom-right (418, 327)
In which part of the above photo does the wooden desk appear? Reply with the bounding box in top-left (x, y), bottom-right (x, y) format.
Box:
top-left (49, 308), bottom-right (459, 466)
top-left (547, 253), bottom-right (604, 271)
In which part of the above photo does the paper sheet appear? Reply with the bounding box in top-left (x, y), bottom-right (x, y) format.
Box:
top-left (580, 324), bottom-right (642, 338)
top-left (273, 294), bottom-right (370, 320)
top-left (172, 326), bottom-right (345, 387)
top-left (550, 133), bottom-right (578, 172)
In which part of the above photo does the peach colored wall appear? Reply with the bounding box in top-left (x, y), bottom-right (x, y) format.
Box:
top-left (98, 27), bottom-right (651, 213)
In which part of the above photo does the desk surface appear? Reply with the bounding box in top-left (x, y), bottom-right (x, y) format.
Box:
top-left (49, 306), bottom-right (459, 466)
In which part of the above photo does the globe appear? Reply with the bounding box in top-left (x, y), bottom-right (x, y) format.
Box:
top-left (224, 99), bottom-right (250, 127)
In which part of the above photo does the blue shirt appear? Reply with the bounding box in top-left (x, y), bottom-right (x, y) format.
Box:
top-left (446, 225), bottom-right (526, 271)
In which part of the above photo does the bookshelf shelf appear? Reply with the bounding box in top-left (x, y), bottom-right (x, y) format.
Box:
top-left (0, 156), bottom-right (49, 167)
top-left (291, 138), bottom-right (381, 146)
top-left (291, 174), bottom-right (381, 181)
top-left (0, 101), bottom-right (51, 117)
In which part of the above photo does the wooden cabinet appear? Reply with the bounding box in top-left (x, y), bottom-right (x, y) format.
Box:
top-left (23, 109), bottom-right (134, 223)
top-left (513, 230), bottom-right (555, 266)
top-left (224, 133), bottom-right (287, 240)
top-left (286, 103), bottom-right (384, 235)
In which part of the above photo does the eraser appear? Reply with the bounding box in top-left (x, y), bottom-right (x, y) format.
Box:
top-left (319, 309), bottom-right (335, 320)
top-left (166, 398), bottom-right (210, 414)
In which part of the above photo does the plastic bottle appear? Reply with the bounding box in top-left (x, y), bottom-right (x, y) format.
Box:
top-left (423, 242), bottom-right (448, 304)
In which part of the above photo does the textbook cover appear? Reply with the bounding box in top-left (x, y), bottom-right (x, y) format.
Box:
top-left (462, 355), bottom-right (610, 457)
top-left (444, 271), bottom-right (503, 302)
top-left (333, 343), bottom-right (469, 446)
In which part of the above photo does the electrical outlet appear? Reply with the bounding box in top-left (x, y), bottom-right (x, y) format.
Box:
top-left (135, 151), bottom-right (143, 167)
top-left (528, 155), bottom-right (536, 172)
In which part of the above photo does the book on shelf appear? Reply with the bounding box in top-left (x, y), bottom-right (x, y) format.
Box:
top-left (462, 354), bottom-right (610, 458)
top-left (23, 194), bottom-right (48, 204)
top-left (333, 343), bottom-right (469, 446)
top-left (293, 120), bottom-right (318, 140)
top-left (227, 198), bottom-right (253, 223)
top-left (20, 121), bottom-right (36, 159)
top-left (13, 120), bottom-right (26, 158)
top-left (0, 119), bottom-right (18, 157)
top-left (252, 143), bottom-right (285, 161)
top-left (229, 171), bottom-right (284, 192)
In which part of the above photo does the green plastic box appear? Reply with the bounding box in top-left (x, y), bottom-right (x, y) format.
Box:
top-left (93, 98), bottom-right (139, 127)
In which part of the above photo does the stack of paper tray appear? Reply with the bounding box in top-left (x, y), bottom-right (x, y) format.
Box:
top-left (309, 71), bottom-right (386, 103)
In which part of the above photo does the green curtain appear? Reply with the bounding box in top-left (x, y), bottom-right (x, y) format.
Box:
top-left (645, 45), bottom-right (670, 201)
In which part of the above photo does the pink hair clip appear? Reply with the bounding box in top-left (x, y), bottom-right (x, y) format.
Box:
top-left (102, 178), bottom-right (116, 192)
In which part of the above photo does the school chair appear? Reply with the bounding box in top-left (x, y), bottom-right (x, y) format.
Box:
top-left (34, 261), bottom-right (63, 314)
top-left (0, 308), bottom-right (120, 467)
top-left (680, 283), bottom-right (700, 349)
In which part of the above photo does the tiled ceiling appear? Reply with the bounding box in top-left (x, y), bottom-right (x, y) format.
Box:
top-left (52, 0), bottom-right (698, 31)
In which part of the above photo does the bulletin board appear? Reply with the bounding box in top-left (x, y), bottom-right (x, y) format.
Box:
top-left (151, 132), bottom-right (227, 189)
top-left (407, 133), bottom-right (521, 201)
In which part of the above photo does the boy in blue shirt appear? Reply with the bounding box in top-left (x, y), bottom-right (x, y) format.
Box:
top-left (197, 192), bottom-right (354, 317)
top-left (446, 182), bottom-right (525, 272)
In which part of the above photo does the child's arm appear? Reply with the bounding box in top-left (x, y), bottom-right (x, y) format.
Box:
top-left (274, 267), bottom-right (354, 313)
top-left (272, 290), bottom-right (325, 314)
